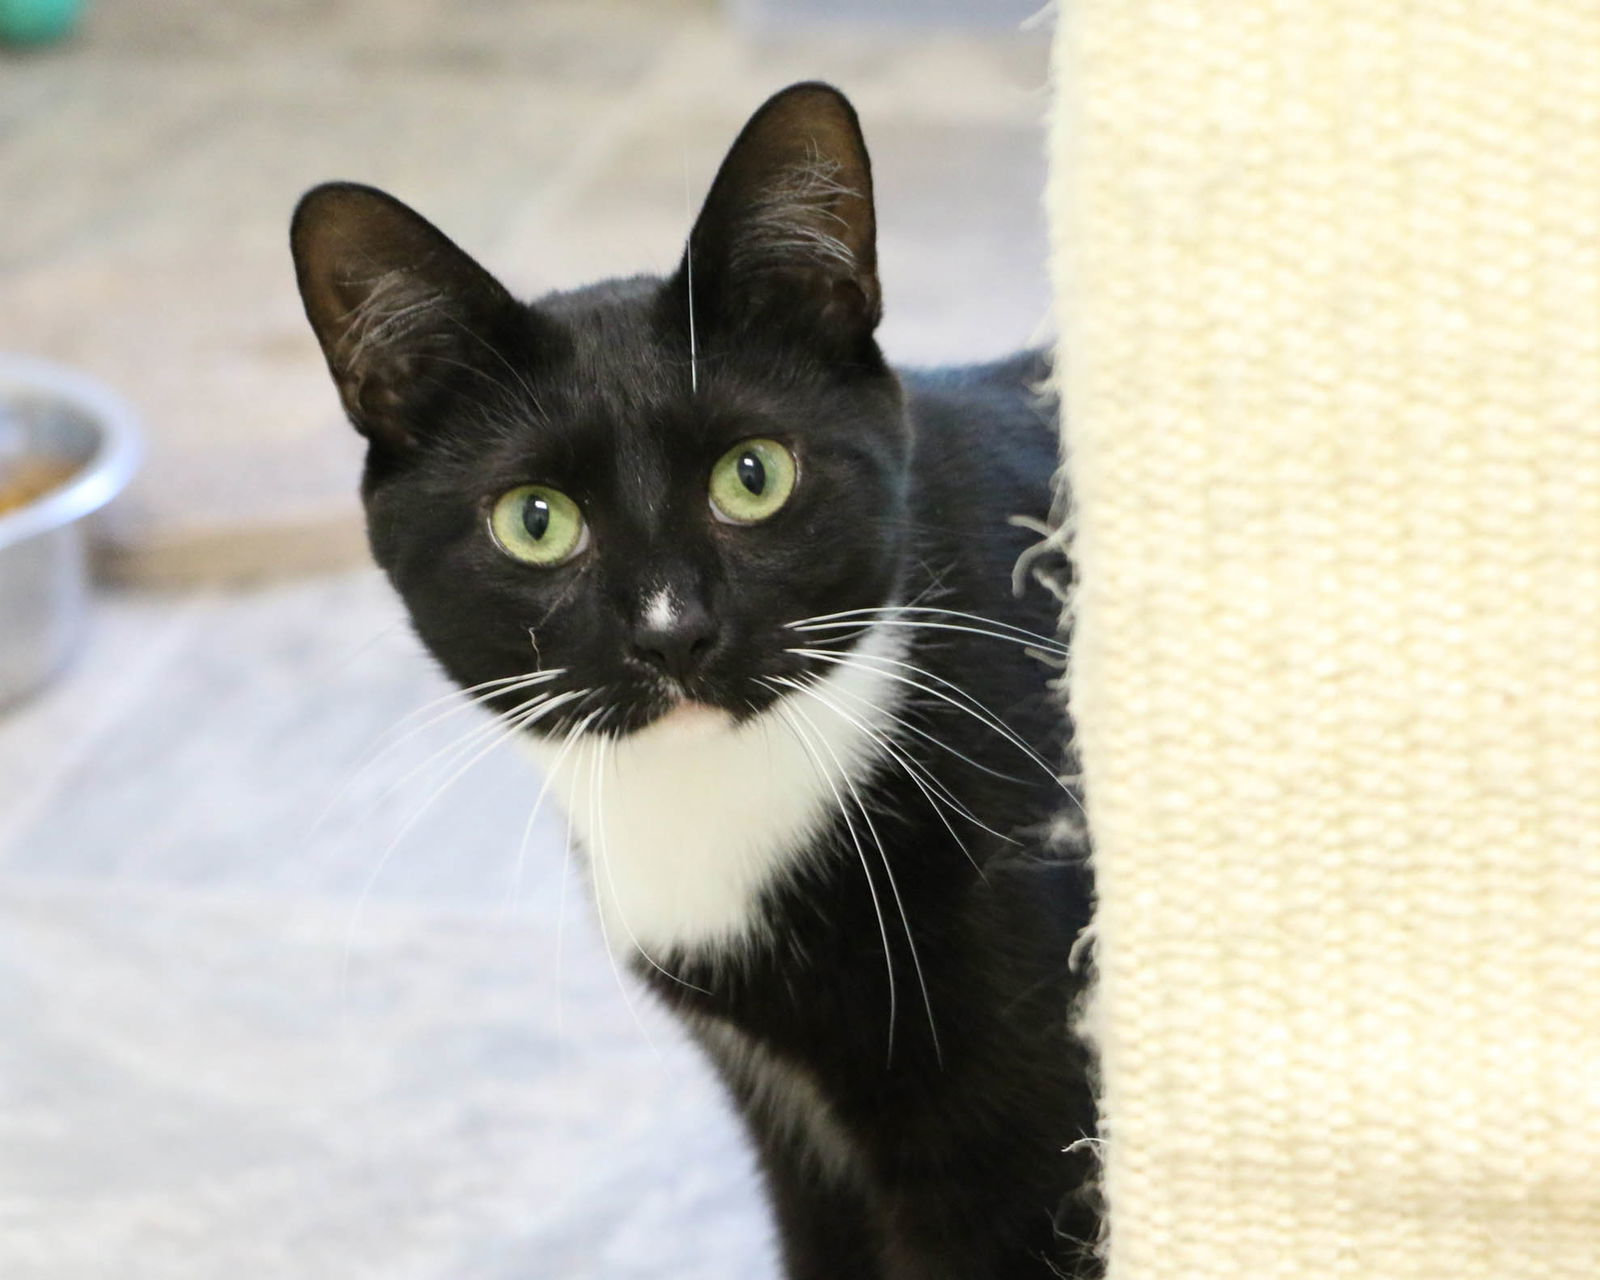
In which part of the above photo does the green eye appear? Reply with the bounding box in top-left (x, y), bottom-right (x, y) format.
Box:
top-left (709, 438), bottom-right (797, 525)
top-left (489, 485), bottom-right (588, 565)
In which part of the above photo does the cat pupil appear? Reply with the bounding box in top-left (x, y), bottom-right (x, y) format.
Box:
top-left (737, 452), bottom-right (766, 495)
top-left (523, 496), bottom-right (550, 540)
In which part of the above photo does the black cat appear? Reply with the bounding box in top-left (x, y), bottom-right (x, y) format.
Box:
top-left (292, 81), bottom-right (1099, 1280)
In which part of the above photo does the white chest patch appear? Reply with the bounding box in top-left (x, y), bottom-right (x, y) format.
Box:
top-left (523, 625), bottom-right (905, 958)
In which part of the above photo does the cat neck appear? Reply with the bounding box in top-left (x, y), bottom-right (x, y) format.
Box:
top-left (523, 622), bottom-right (907, 960)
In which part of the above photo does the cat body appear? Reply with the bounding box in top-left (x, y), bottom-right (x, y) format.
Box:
top-left (292, 83), bottom-right (1098, 1279)
top-left (539, 352), bottom-right (1094, 1277)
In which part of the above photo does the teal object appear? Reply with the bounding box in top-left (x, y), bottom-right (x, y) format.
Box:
top-left (0, 0), bottom-right (82, 46)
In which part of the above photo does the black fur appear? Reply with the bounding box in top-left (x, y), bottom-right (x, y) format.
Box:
top-left (292, 82), bottom-right (1099, 1279)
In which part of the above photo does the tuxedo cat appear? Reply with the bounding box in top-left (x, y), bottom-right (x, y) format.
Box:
top-left (292, 82), bottom-right (1099, 1280)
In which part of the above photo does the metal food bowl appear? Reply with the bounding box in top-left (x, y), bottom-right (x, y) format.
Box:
top-left (0, 355), bottom-right (142, 709)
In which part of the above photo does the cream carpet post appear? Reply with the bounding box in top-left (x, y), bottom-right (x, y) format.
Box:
top-left (1050, 4), bottom-right (1600, 1276)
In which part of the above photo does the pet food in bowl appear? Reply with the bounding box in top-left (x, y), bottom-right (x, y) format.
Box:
top-left (0, 355), bottom-right (141, 708)
top-left (0, 457), bottom-right (81, 516)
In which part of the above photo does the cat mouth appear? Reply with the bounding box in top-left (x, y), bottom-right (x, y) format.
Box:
top-left (567, 659), bottom-right (809, 741)
top-left (623, 672), bottom-right (790, 738)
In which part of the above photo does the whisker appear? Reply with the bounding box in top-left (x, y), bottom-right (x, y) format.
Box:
top-left (358, 682), bottom-right (566, 817)
top-left (780, 688), bottom-right (941, 1066)
top-left (431, 309), bottom-right (549, 425)
top-left (340, 687), bottom-right (583, 1011)
top-left (580, 709), bottom-right (664, 1057)
top-left (546, 712), bottom-right (592, 1066)
top-left (683, 149), bottom-right (699, 395)
top-left (311, 668), bottom-right (566, 837)
top-left (502, 691), bottom-right (594, 928)
top-left (791, 600), bottom-right (1062, 637)
top-left (807, 665), bottom-right (1031, 788)
top-left (365, 667), bottom-right (564, 760)
top-left (796, 644), bottom-right (1048, 766)
top-left (789, 606), bottom-right (1069, 657)
top-left (762, 686), bottom-right (900, 1062)
top-left (590, 726), bottom-right (710, 996)
top-left (366, 688), bottom-right (580, 875)
top-left (793, 620), bottom-right (876, 648)
top-left (771, 674), bottom-right (1006, 862)
top-left (794, 616), bottom-right (1069, 661)
top-left (791, 646), bottom-right (1085, 818)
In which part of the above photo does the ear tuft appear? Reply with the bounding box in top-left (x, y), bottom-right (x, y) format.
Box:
top-left (290, 183), bottom-right (518, 450)
top-left (683, 83), bottom-right (881, 348)
top-left (728, 136), bottom-right (862, 279)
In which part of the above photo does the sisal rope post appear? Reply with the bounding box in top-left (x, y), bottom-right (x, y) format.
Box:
top-left (1050, 3), bottom-right (1600, 1276)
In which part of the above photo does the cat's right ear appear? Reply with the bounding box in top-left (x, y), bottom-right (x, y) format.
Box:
top-left (290, 183), bottom-right (520, 452)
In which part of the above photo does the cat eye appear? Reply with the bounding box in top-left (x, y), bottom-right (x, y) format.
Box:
top-left (708, 438), bottom-right (797, 525)
top-left (488, 485), bottom-right (589, 566)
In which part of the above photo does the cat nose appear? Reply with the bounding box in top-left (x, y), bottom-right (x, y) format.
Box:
top-left (629, 610), bottom-right (719, 683)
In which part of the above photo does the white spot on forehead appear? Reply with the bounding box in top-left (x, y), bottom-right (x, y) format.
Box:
top-left (644, 588), bottom-right (677, 631)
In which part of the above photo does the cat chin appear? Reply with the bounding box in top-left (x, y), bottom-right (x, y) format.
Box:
top-left (522, 621), bottom-right (908, 957)
top-left (640, 698), bottom-right (734, 740)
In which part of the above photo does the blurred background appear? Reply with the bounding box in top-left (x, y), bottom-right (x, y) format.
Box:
top-left (0, 1), bottom-right (1052, 1275)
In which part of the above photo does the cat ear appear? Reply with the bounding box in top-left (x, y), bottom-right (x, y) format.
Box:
top-left (681, 82), bottom-right (881, 350)
top-left (290, 182), bottom-right (521, 451)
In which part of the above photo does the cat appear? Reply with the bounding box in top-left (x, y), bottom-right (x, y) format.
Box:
top-left (291, 81), bottom-right (1100, 1280)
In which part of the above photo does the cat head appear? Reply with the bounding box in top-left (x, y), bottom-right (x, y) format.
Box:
top-left (291, 82), bottom-right (910, 738)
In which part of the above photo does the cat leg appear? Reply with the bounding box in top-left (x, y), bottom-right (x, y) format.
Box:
top-left (755, 1139), bottom-right (883, 1280)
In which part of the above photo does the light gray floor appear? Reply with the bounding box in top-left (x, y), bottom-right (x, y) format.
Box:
top-left (0, 573), bottom-right (772, 1279)
top-left (1, 4), bottom-right (1053, 1277)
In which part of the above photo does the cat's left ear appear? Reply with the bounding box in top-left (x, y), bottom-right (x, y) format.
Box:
top-left (291, 182), bottom-right (523, 452)
top-left (680, 82), bottom-right (881, 351)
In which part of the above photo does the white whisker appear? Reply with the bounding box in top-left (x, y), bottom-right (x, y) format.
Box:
top-left (790, 606), bottom-right (1069, 657)
top-left (763, 690), bottom-right (900, 1063)
top-left (340, 687), bottom-right (583, 1012)
top-left (311, 668), bottom-right (566, 837)
top-left (771, 674), bottom-right (1003, 865)
top-left (546, 713), bottom-right (591, 1065)
top-left (785, 654), bottom-right (1030, 787)
top-left (591, 727), bottom-right (711, 996)
top-left (370, 688), bottom-right (580, 876)
top-left (360, 681), bottom-right (566, 815)
top-left (503, 694), bottom-right (592, 928)
top-left (791, 646), bottom-right (1084, 818)
top-left (582, 710), bottom-right (663, 1057)
top-left (779, 688), bottom-right (940, 1066)
top-left (367, 668), bottom-right (564, 764)
top-left (795, 616), bottom-right (1068, 662)
top-left (683, 150), bottom-right (700, 395)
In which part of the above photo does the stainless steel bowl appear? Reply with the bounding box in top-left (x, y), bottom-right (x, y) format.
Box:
top-left (0, 355), bottom-right (142, 709)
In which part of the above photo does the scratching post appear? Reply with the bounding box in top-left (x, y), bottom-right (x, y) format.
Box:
top-left (1049, 4), bottom-right (1600, 1276)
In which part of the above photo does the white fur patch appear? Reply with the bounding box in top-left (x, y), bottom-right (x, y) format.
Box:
top-left (524, 625), bottom-right (905, 958)
top-left (643, 588), bottom-right (677, 631)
